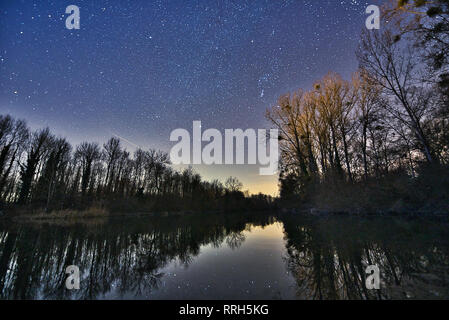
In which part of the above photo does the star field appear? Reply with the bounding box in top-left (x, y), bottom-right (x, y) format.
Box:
top-left (0, 0), bottom-right (383, 194)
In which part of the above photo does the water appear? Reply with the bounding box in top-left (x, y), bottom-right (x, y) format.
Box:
top-left (0, 213), bottom-right (448, 300)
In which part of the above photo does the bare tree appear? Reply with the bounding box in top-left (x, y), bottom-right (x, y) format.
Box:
top-left (75, 142), bottom-right (101, 196)
top-left (225, 176), bottom-right (243, 193)
top-left (0, 116), bottom-right (29, 198)
top-left (18, 128), bottom-right (53, 204)
top-left (357, 24), bottom-right (437, 163)
top-left (103, 137), bottom-right (122, 192)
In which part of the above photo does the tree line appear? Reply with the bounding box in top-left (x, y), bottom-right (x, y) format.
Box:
top-left (0, 115), bottom-right (273, 215)
top-left (267, 0), bottom-right (449, 213)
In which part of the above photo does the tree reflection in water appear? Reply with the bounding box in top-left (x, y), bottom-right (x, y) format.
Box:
top-left (280, 215), bottom-right (449, 299)
top-left (1, 213), bottom-right (448, 300)
top-left (0, 213), bottom-right (273, 299)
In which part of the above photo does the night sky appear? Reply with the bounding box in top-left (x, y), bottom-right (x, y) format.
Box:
top-left (0, 0), bottom-right (383, 195)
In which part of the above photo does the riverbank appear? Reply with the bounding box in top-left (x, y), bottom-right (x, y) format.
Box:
top-left (278, 165), bottom-right (449, 218)
top-left (0, 207), bottom-right (232, 223)
top-left (4, 206), bottom-right (447, 226)
top-left (1, 207), bottom-right (109, 222)
top-left (281, 207), bottom-right (449, 218)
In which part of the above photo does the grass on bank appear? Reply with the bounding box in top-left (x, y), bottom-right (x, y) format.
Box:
top-left (7, 206), bottom-right (109, 221)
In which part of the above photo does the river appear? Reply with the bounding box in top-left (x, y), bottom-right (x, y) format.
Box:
top-left (0, 213), bottom-right (448, 299)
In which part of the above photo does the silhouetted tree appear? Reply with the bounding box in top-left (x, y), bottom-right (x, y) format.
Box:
top-left (75, 142), bottom-right (101, 197)
top-left (18, 128), bottom-right (53, 204)
top-left (225, 176), bottom-right (243, 193)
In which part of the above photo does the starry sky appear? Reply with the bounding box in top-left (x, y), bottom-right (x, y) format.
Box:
top-left (0, 0), bottom-right (383, 195)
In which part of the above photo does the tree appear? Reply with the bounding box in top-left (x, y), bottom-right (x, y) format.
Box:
top-left (75, 142), bottom-right (101, 196)
top-left (357, 24), bottom-right (437, 163)
top-left (0, 115), bottom-right (28, 199)
top-left (393, 0), bottom-right (449, 69)
top-left (34, 138), bottom-right (71, 210)
top-left (18, 128), bottom-right (53, 204)
top-left (225, 176), bottom-right (243, 193)
top-left (352, 70), bottom-right (383, 179)
top-left (388, 0), bottom-right (449, 102)
top-left (103, 137), bottom-right (122, 193)
top-left (266, 91), bottom-right (309, 179)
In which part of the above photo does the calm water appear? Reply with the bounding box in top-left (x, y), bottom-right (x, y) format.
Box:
top-left (0, 213), bottom-right (448, 300)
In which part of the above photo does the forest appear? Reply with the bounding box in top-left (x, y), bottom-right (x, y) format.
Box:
top-left (267, 0), bottom-right (449, 214)
top-left (0, 115), bottom-right (274, 216)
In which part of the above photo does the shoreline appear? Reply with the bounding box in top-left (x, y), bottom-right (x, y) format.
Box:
top-left (0, 208), bottom-right (227, 223)
top-left (1, 206), bottom-right (447, 224)
top-left (281, 207), bottom-right (449, 218)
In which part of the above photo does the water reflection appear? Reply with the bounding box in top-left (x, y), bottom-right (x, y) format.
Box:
top-left (281, 215), bottom-right (449, 299)
top-left (0, 213), bottom-right (275, 299)
top-left (0, 213), bottom-right (448, 299)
